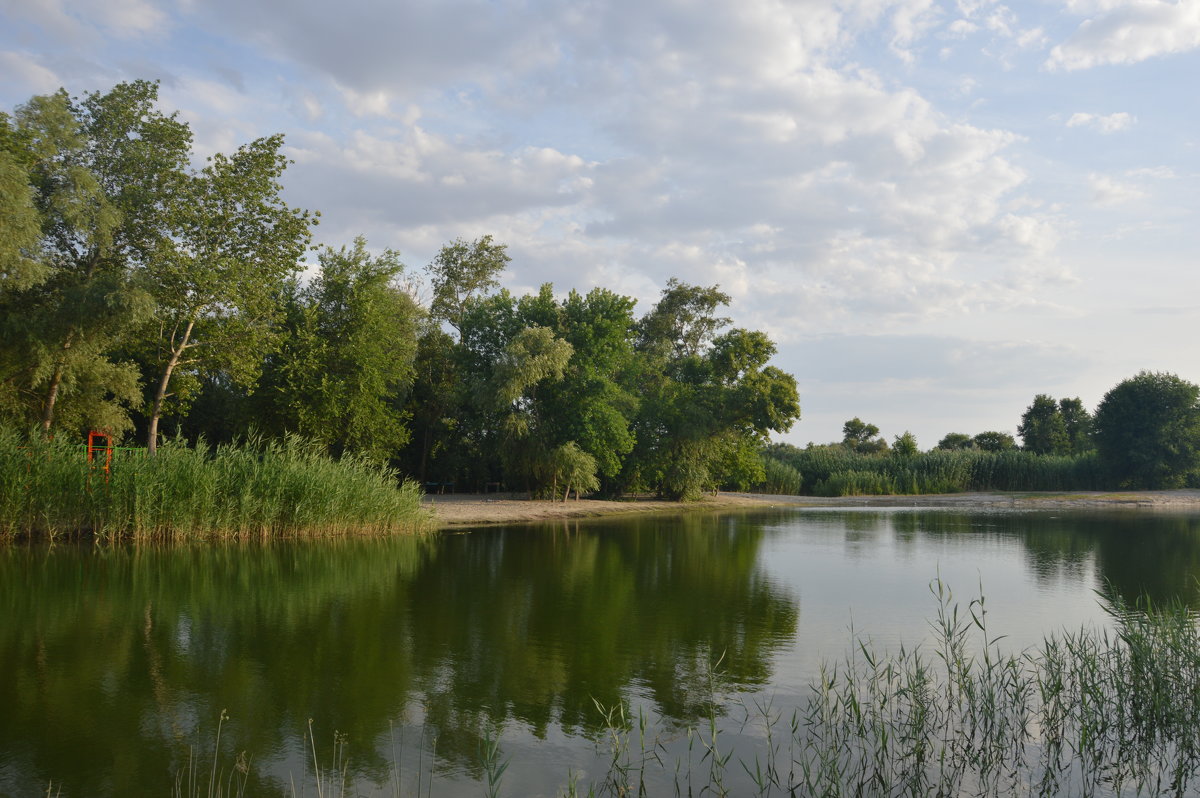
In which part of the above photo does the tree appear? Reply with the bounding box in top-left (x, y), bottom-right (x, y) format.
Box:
top-left (635, 277), bottom-right (730, 359)
top-left (626, 280), bottom-right (799, 499)
top-left (892, 431), bottom-right (918, 458)
top-left (973, 431), bottom-right (1017, 452)
top-left (936, 432), bottom-right (975, 451)
top-left (1093, 371), bottom-right (1200, 489)
top-left (493, 325), bottom-right (575, 493)
top-left (1018, 394), bottom-right (1069, 454)
top-left (0, 114), bottom-right (44, 292)
top-left (842, 417), bottom-right (887, 454)
top-left (143, 134), bottom-right (315, 454)
top-left (1059, 397), bottom-right (1094, 455)
top-left (426, 235), bottom-right (509, 341)
top-left (258, 238), bottom-right (420, 459)
top-left (0, 82), bottom-right (188, 436)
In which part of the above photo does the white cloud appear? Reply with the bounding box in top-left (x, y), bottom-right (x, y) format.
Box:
top-left (1048, 0), bottom-right (1200, 70)
top-left (1065, 111), bottom-right (1136, 132)
top-left (1089, 173), bottom-right (1147, 205)
top-left (0, 51), bottom-right (63, 95)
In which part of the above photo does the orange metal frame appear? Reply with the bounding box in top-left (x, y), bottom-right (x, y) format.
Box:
top-left (86, 430), bottom-right (113, 481)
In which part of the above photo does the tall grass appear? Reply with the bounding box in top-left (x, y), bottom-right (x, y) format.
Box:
top-left (764, 443), bottom-right (1107, 496)
top-left (0, 428), bottom-right (429, 541)
top-left (574, 581), bottom-right (1200, 797)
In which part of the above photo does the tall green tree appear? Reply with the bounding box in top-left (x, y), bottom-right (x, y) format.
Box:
top-left (257, 238), bottom-right (420, 459)
top-left (973, 431), bottom-right (1017, 452)
top-left (626, 281), bottom-right (799, 499)
top-left (0, 82), bottom-right (188, 436)
top-left (936, 432), bottom-right (975, 451)
top-left (1019, 394), bottom-right (1069, 455)
top-left (842, 417), bottom-right (887, 454)
top-left (426, 235), bottom-right (509, 341)
top-left (143, 134), bottom-right (315, 454)
top-left (1093, 371), bottom-right (1200, 489)
top-left (1059, 397), bottom-right (1094, 455)
top-left (892, 431), bottom-right (919, 457)
top-left (536, 287), bottom-right (639, 489)
top-left (0, 113), bottom-right (44, 292)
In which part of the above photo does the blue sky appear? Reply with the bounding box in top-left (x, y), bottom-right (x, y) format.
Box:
top-left (3, 0), bottom-right (1198, 447)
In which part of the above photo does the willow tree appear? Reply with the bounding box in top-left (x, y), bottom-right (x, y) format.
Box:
top-left (493, 325), bottom-right (575, 492)
top-left (144, 134), bottom-right (314, 454)
top-left (0, 82), bottom-right (185, 435)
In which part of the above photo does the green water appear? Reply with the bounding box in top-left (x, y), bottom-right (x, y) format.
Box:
top-left (3, 508), bottom-right (1200, 796)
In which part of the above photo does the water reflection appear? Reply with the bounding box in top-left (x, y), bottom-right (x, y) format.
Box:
top-left (5, 508), bottom-right (1200, 796)
top-left (0, 514), bottom-right (797, 796)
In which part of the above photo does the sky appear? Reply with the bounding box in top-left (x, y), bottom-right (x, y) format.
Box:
top-left (2, 0), bottom-right (1198, 448)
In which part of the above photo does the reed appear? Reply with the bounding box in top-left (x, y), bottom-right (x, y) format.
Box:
top-left (764, 443), bottom-right (1107, 496)
top-left (575, 581), bottom-right (1200, 797)
top-left (0, 429), bottom-right (430, 541)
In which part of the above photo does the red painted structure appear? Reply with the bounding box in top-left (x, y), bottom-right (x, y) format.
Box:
top-left (86, 430), bottom-right (113, 481)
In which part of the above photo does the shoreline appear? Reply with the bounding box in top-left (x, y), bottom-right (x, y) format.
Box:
top-left (426, 489), bottom-right (1200, 528)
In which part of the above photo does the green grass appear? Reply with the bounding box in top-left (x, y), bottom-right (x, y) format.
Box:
top-left (0, 428), bottom-right (430, 541)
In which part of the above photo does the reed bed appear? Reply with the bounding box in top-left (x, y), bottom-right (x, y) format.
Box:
top-left (763, 445), bottom-right (1106, 496)
top-left (579, 582), bottom-right (1200, 798)
top-left (0, 428), bottom-right (429, 540)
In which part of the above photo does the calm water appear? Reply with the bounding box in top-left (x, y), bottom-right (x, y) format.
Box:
top-left (3, 508), bottom-right (1200, 796)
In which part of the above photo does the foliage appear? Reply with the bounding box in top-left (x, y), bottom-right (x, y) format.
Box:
top-left (936, 432), bottom-right (974, 451)
top-left (765, 441), bottom-right (1105, 496)
top-left (255, 238), bottom-right (420, 459)
top-left (891, 430), bottom-right (918, 457)
top-left (759, 455), bottom-right (803, 494)
top-left (1094, 370), bottom-right (1200, 489)
top-left (0, 82), bottom-right (182, 435)
top-left (1019, 393), bottom-right (1069, 454)
top-left (973, 430), bottom-right (1017, 452)
top-left (842, 417), bottom-right (888, 454)
top-left (426, 234), bottom-right (509, 340)
top-left (0, 426), bottom-right (428, 540)
top-left (1059, 396), bottom-right (1094, 454)
top-left (142, 133), bottom-right (316, 454)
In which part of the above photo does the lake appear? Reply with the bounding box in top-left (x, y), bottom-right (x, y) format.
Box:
top-left (3, 507), bottom-right (1200, 796)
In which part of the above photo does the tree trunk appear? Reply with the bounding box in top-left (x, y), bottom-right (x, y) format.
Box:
top-left (147, 318), bottom-right (195, 456)
top-left (40, 364), bottom-right (64, 436)
top-left (39, 333), bottom-right (75, 435)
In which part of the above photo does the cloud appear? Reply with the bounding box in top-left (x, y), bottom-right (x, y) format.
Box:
top-left (0, 0), bottom-right (168, 42)
top-left (0, 51), bottom-right (63, 95)
top-left (1047, 0), bottom-right (1200, 70)
top-left (1088, 173), bottom-right (1147, 205)
top-left (1065, 111), bottom-right (1136, 132)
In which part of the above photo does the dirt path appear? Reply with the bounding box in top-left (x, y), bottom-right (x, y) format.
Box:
top-left (425, 489), bottom-right (1200, 528)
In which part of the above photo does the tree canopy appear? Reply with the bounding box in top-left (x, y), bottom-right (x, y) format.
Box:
top-left (1094, 371), bottom-right (1200, 489)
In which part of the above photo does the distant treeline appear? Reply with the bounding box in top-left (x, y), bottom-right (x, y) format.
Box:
top-left (756, 370), bottom-right (1200, 496)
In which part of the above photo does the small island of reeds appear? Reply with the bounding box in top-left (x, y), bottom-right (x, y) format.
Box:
top-left (0, 429), bottom-right (428, 541)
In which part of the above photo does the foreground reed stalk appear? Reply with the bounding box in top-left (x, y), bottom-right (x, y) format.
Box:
top-left (574, 581), bottom-right (1200, 798)
top-left (0, 429), bottom-right (430, 540)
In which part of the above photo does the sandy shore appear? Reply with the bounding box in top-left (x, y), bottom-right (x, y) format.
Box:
top-left (425, 489), bottom-right (1200, 528)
